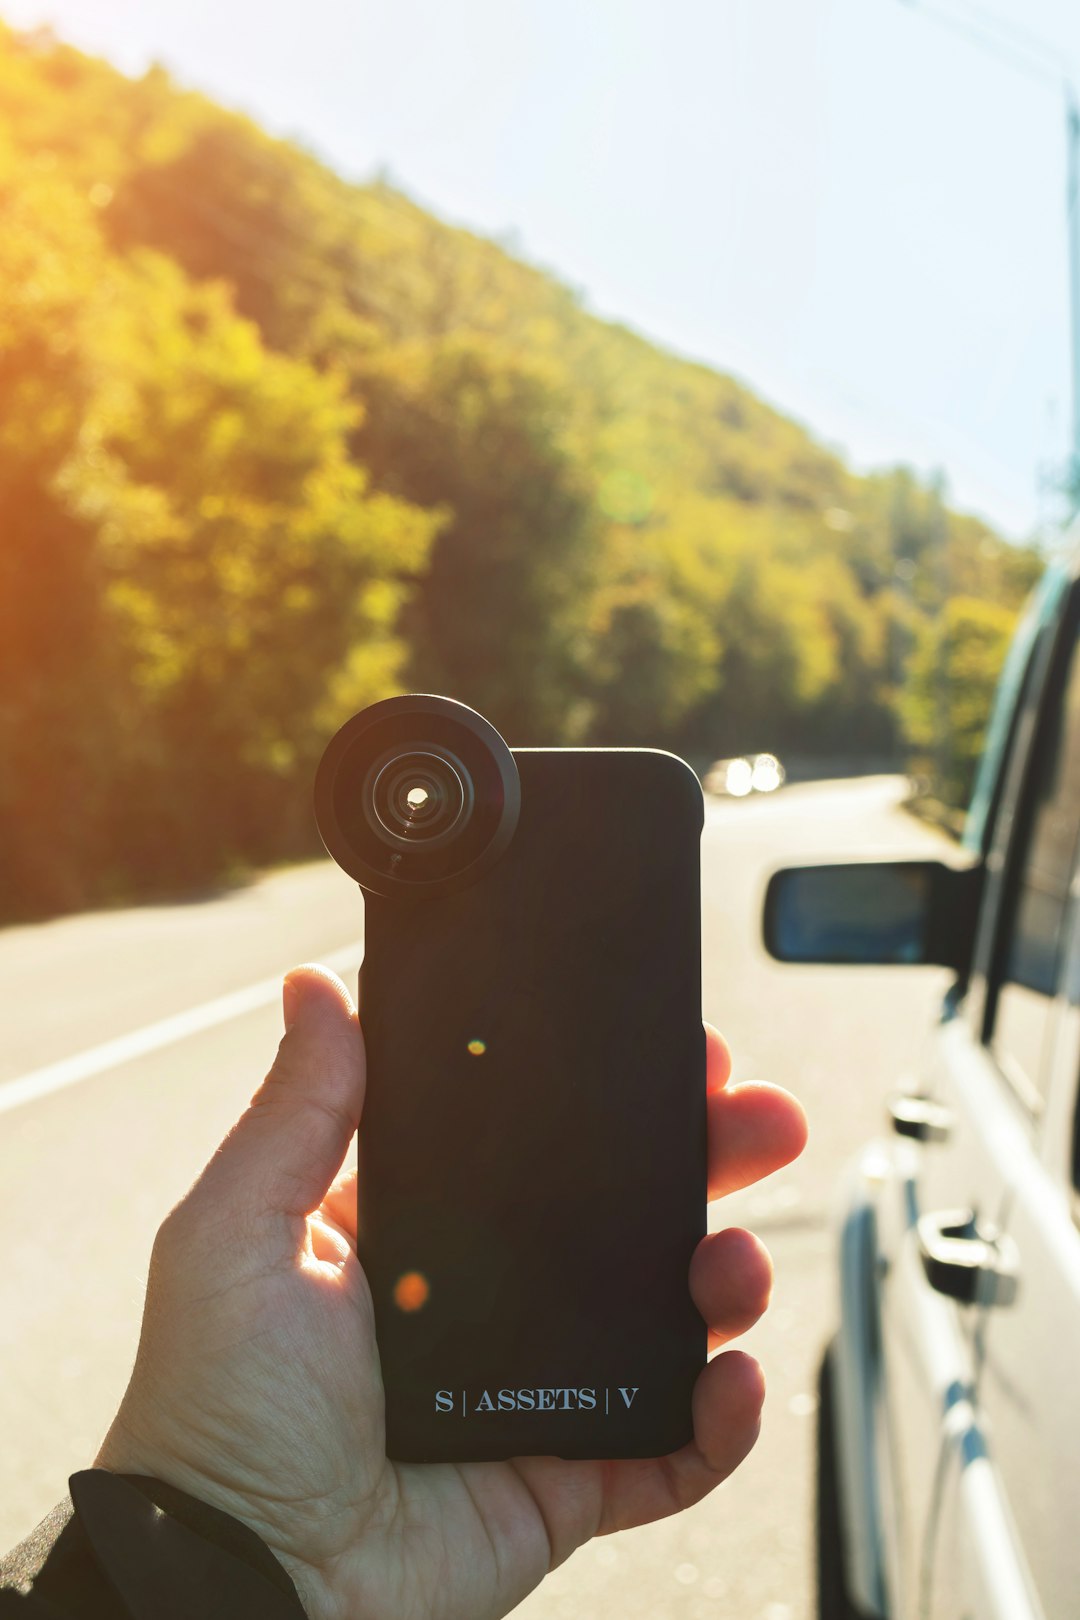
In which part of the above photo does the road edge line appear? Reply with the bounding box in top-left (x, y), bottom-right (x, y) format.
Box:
top-left (0, 941), bottom-right (364, 1117)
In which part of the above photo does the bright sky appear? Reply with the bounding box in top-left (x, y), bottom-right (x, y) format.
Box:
top-left (7, 0), bottom-right (1080, 539)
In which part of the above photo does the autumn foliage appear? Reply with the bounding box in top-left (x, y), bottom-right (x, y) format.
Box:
top-left (0, 24), bottom-right (1042, 918)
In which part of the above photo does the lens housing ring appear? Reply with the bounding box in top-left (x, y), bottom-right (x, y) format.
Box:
top-left (314, 695), bottom-right (520, 899)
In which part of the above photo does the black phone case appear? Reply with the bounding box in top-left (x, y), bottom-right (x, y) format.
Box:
top-left (358, 747), bottom-right (706, 1462)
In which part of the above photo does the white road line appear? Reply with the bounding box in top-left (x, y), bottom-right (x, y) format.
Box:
top-left (0, 940), bottom-right (364, 1117)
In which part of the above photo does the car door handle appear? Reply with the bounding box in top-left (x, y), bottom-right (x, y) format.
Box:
top-left (917, 1208), bottom-right (1019, 1307)
top-left (889, 1093), bottom-right (953, 1142)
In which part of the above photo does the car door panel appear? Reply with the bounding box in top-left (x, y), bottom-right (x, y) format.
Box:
top-left (921, 587), bottom-right (1080, 1620)
top-left (878, 1017), bottom-right (1016, 1620)
top-left (926, 1415), bottom-right (1045, 1620)
top-left (971, 897), bottom-right (1080, 1620)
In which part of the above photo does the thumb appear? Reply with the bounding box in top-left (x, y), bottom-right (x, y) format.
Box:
top-left (198, 963), bottom-right (366, 1222)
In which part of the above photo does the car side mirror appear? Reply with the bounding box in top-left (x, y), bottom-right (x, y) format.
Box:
top-left (763, 859), bottom-right (983, 975)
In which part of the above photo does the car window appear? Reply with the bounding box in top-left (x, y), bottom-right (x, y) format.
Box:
top-left (1047, 873), bottom-right (1080, 1203)
top-left (964, 560), bottom-right (1071, 860)
top-left (1064, 935), bottom-right (1080, 1200)
top-left (989, 609), bottom-right (1080, 1109)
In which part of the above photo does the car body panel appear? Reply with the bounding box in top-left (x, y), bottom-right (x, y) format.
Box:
top-left (971, 895), bottom-right (1080, 1620)
top-left (877, 1014), bottom-right (1017, 1620)
top-left (926, 1415), bottom-right (1044, 1620)
top-left (833, 1145), bottom-right (891, 1618)
top-left (821, 553), bottom-right (1080, 1620)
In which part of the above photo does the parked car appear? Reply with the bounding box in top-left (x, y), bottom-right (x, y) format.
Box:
top-left (704, 752), bottom-right (786, 797)
top-left (763, 554), bottom-right (1080, 1620)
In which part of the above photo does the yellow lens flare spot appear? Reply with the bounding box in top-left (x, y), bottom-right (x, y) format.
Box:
top-left (393, 1271), bottom-right (430, 1313)
top-left (467, 1038), bottom-right (487, 1056)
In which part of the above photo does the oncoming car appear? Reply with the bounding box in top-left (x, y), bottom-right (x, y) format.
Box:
top-left (764, 555), bottom-right (1080, 1620)
top-left (704, 752), bottom-right (786, 797)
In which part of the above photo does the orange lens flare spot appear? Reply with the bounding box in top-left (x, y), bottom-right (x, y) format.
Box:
top-left (393, 1271), bottom-right (430, 1312)
top-left (467, 1038), bottom-right (486, 1055)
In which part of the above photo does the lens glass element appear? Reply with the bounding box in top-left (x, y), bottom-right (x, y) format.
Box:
top-left (365, 748), bottom-right (473, 849)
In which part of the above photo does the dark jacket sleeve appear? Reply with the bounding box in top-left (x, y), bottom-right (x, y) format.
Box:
top-left (0, 1470), bottom-right (308, 1618)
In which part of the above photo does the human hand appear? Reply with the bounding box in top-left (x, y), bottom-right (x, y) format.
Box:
top-left (95, 964), bottom-right (807, 1620)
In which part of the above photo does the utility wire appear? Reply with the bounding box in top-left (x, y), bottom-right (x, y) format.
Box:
top-left (896, 0), bottom-right (1072, 92)
top-left (932, 0), bottom-right (1072, 74)
top-left (899, 0), bottom-right (1080, 507)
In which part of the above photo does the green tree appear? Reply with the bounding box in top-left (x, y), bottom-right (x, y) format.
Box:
top-left (0, 20), bottom-right (1047, 918)
top-left (70, 251), bottom-right (438, 882)
top-left (353, 335), bottom-right (597, 740)
top-left (0, 139), bottom-right (119, 915)
top-left (901, 595), bottom-right (1019, 806)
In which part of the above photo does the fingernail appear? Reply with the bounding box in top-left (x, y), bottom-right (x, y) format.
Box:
top-left (283, 976), bottom-right (301, 1031)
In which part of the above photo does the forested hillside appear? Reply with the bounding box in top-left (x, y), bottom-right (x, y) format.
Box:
top-left (0, 22), bottom-right (1042, 917)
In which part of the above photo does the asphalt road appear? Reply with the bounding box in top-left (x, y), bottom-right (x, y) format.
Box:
top-left (0, 777), bottom-right (953, 1618)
